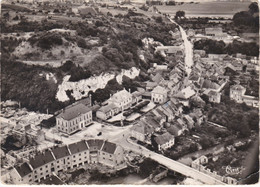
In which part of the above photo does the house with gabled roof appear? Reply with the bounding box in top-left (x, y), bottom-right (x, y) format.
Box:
top-left (183, 115), bottom-right (195, 129)
top-left (143, 116), bottom-right (162, 132)
top-left (29, 149), bottom-right (55, 183)
top-left (152, 107), bottom-right (167, 122)
top-left (132, 91), bottom-right (143, 105)
top-left (161, 102), bottom-right (175, 122)
top-left (131, 121), bottom-right (154, 144)
top-left (51, 145), bottom-right (72, 172)
top-left (145, 81), bottom-right (158, 91)
top-left (242, 95), bottom-right (259, 108)
top-left (167, 124), bottom-right (184, 137)
top-left (68, 140), bottom-right (89, 168)
top-left (174, 86), bottom-right (196, 105)
top-left (85, 139), bottom-right (103, 164)
top-left (230, 85), bottom-right (246, 103)
top-left (154, 132), bottom-right (175, 151)
top-left (99, 141), bottom-right (125, 168)
top-left (208, 90), bottom-right (221, 103)
top-left (56, 103), bottom-right (92, 135)
top-left (189, 73), bottom-right (200, 83)
top-left (152, 73), bottom-right (164, 84)
top-left (108, 89), bottom-right (133, 111)
top-left (151, 85), bottom-right (168, 104)
top-left (10, 162), bottom-right (33, 184)
top-left (155, 45), bottom-right (184, 55)
top-left (96, 89), bottom-right (132, 120)
top-left (96, 103), bottom-right (120, 120)
top-left (201, 79), bottom-right (220, 91)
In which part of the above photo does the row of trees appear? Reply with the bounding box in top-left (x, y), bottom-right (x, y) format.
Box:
top-left (233, 2), bottom-right (259, 28)
top-left (194, 39), bottom-right (259, 56)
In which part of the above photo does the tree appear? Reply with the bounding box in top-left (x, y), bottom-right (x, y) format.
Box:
top-left (77, 38), bottom-right (87, 48)
top-left (249, 2), bottom-right (259, 14)
top-left (107, 11), bottom-right (112, 17)
top-left (175, 10), bottom-right (185, 19)
top-left (53, 9), bottom-right (60, 13)
top-left (155, 16), bottom-right (163, 23)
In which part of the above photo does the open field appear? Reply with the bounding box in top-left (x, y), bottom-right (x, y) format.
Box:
top-left (156, 1), bottom-right (251, 18)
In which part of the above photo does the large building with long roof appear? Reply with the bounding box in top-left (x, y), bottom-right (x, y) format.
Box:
top-left (9, 139), bottom-right (126, 184)
top-left (56, 103), bottom-right (92, 135)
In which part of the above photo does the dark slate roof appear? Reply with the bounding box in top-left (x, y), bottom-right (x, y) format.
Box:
top-left (40, 175), bottom-right (65, 185)
top-left (57, 103), bottom-right (91, 121)
top-left (101, 141), bottom-right (117, 154)
top-left (68, 140), bottom-right (88, 154)
top-left (201, 80), bottom-right (220, 90)
top-left (29, 150), bottom-right (55, 169)
top-left (86, 139), bottom-right (104, 150)
top-left (144, 117), bottom-right (160, 129)
top-left (51, 146), bottom-right (70, 160)
top-left (15, 162), bottom-right (32, 178)
top-left (154, 132), bottom-right (175, 145)
top-left (167, 125), bottom-right (182, 137)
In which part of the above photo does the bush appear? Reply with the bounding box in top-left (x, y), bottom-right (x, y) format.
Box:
top-left (41, 116), bottom-right (56, 128)
top-left (29, 32), bottom-right (63, 50)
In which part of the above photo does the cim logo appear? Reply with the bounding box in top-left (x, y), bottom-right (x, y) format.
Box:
top-left (223, 165), bottom-right (245, 175)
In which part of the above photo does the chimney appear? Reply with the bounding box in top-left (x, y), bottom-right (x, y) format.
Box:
top-left (129, 88), bottom-right (131, 93)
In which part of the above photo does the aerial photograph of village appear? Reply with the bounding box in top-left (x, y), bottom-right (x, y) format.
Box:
top-left (0, 0), bottom-right (259, 185)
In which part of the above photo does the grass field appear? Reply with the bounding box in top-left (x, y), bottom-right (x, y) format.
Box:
top-left (156, 1), bottom-right (251, 18)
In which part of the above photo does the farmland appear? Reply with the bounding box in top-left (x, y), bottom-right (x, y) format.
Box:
top-left (156, 1), bottom-right (251, 18)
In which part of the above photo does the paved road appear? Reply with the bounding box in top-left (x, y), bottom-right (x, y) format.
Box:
top-left (111, 129), bottom-right (225, 185)
top-left (168, 17), bottom-right (194, 76)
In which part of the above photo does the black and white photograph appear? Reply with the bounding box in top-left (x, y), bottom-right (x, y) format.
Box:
top-left (0, 0), bottom-right (259, 185)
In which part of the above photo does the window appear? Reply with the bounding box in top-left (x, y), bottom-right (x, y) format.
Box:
top-left (46, 165), bottom-right (48, 168)
top-left (29, 174), bottom-right (31, 178)
top-left (40, 173), bottom-right (43, 176)
top-left (40, 168), bottom-right (42, 171)
top-left (57, 166), bottom-right (60, 168)
top-left (79, 153), bottom-right (81, 156)
top-left (57, 161), bottom-right (59, 163)
top-left (73, 155), bottom-right (75, 158)
top-left (79, 158), bottom-right (81, 161)
top-left (46, 170), bottom-right (48, 173)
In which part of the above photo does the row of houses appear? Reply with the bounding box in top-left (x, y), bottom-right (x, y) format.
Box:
top-left (130, 97), bottom-right (201, 152)
top-left (191, 155), bottom-right (237, 185)
top-left (96, 85), bottom-right (170, 121)
top-left (9, 139), bottom-right (126, 184)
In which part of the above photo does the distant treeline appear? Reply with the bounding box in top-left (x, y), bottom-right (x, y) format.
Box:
top-left (194, 39), bottom-right (259, 57)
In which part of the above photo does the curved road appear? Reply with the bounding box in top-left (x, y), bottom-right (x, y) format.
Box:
top-left (110, 128), bottom-right (225, 185)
